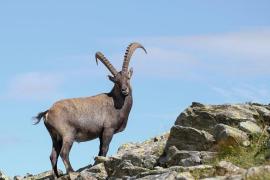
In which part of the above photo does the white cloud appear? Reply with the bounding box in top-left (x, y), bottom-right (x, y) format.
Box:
top-left (141, 28), bottom-right (270, 58)
top-left (3, 28), bottom-right (269, 101)
top-left (111, 28), bottom-right (270, 103)
top-left (111, 27), bottom-right (270, 78)
top-left (212, 84), bottom-right (270, 103)
top-left (3, 72), bottom-right (63, 101)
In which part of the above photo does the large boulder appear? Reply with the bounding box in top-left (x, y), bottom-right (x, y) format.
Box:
top-left (245, 165), bottom-right (270, 179)
top-left (109, 133), bottom-right (168, 170)
top-left (93, 133), bottom-right (169, 178)
top-left (136, 171), bottom-right (178, 180)
top-left (110, 160), bottom-right (149, 178)
top-left (252, 104), bottom-right (270, 124)
top-left (159, 146), bottom-right (216, 167)
top-left (116, 133), bottom-right (169, 158)
top-left (239, 121), bottom-right (262, 134)
top-left (166, 125), bottom-right (215, 151)
top-left (136, 171), bottom-right (195, 180)
top-left (80, 163), bottom-right (108, 180)
top-left (213, 124), bottom-right (249, 147)
top-left (175, 102), bottom-right (268, 134)
top-left (215, 161), bottom-right (246, 176)
top-left (200, 175), bottom-right (243, 180)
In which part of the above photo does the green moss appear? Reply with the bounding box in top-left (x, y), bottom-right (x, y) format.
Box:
top-left (207, 130), bottom-right (270, 169)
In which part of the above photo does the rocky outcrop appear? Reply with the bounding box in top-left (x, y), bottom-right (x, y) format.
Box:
top-left (0, 171), bottom-right (10, 180)
top-left (239, 121), bottom-right (262, 134)
top-left (165, 126), bottom-right (215, 151)
top-left (159, 146), bottom-right (216, 167)
top-left (175, 102), bottom-right (270, 133)
top-left (5, 102), bottom-right (270, 180)
top-left (213, 124), bottom-right (250, 147)
top-left (215, 161), bottom-right (246, 176)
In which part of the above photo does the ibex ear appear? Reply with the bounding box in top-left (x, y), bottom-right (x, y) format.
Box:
top-left (128, 67), bottom-right (133, 79)
top-left (108, 75), bottom-right (116, 82)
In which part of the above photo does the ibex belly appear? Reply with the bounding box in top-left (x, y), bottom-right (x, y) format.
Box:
top-left (73, 118), bottom-right (104, 142)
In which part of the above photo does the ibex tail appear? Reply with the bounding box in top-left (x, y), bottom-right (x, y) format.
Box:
top-left (33, 110), bottom-right (49, 125)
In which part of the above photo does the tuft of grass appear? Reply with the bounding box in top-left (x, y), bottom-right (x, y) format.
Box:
top-left (190, 168), bottom-right (215, 179)
top-left (247, 174), bottom-right (270, 180)
top-left (207, 130), bottom-right (270, 169)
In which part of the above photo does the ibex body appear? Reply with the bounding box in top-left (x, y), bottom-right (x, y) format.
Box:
top-left (34, 43), bottom-right (146, 177)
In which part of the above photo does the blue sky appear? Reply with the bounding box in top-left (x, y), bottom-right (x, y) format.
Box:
top-left (1, 0), bottom-right (270, 176)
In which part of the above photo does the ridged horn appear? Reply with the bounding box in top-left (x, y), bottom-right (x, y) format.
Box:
top-left (122, 42), bottom-right (147, 73)
top-left (95, 52), bottom-right (118, 76)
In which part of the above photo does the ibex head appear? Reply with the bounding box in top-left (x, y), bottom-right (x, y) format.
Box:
top-left (95, 42), bottom-right (147, 96)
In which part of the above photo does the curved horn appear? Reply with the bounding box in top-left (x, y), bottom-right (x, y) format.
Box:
top-left (95, 52), bottom-right (118, 76)
top-left (122, 42), bottom-right (147, 73)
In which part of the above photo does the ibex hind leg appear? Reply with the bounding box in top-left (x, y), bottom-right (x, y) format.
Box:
top-left (45, 123), bottom-right (63, 178)
top-left (60, 136), bottom-right (74, 174)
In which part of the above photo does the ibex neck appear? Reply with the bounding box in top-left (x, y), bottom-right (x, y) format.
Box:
top-left (109, 85), bottom-right (133, 133)
top-left (109, 85), bottom-right (132, 109)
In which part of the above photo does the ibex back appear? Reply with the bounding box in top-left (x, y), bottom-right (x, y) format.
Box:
top-left (34, 42), bottom-right (147, 177)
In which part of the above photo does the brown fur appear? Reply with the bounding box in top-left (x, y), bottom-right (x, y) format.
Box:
top-left (34, 42), bottom-right (146, 177)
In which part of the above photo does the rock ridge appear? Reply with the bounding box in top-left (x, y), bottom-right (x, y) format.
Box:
top-left (2, 102), bottom-right (270, 179)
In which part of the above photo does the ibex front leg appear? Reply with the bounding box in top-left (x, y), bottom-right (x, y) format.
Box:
top-left (98, 128), bottom-right (114, 156)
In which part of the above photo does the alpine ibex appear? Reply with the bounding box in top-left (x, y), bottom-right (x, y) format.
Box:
top-left (34, 42), bottom-right (147, 177)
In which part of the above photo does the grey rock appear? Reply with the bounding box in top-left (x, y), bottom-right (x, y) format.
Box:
top-left (81, 163), bottom-right (107, 180)
top-left (0, 171), bottom-right (10, 180)
top-left (120, 153), bottom-right (158, 170)
top-left (215, 161), bottom-right (246, 176)
top-left (252, 104), bottom-right (270, 124)
top-left (13, 176), bottom-right (23, 180)
top-left (160, 146), bottom-right (216, 167)
top-left (136, 171), bottom-right (177, 180)
top-left (91, 134), bottom-right (169, 177)
top-left (94, 156), bottom-right (111, 165)
top-left (239, 121), bottom-right (262, 134)
top-left (117, 133), bottom-right (169, 158)
top-left (184, 165), bottom-right (215, 179)
top-left (213, 124), bottom-right (249, 147)
top-left (200, 151), bottom-right (218, 163)
top-left (167, 165), bottom-right (215, 179)
top-left (58, 172), bottom-right (97, 180)
top-left (92, 134), bottom-right (169, 177)
top-left (201, 175), bottom-right (243, 180)
top-left (111, 160), bottom-right (149, 178)
top-left (166, 126), bottom-right (215, 151)
top-left (18, 170), bottom-right (62, 180)
top-left (169, 165), bottom-right (215, 177)
top-left (175, 103), bottom-right (262, 134)
top-left (136, 171), bottom-right (194, 180)
top-left (245, 165), bottom-right (270, 179)
top-left (176, 172), bottom-right (195, 180)
top-left (111, 133), bottom-right (168, 170)
top-left (97, 156), bottom-right (122, 176)
top-left (135, 169), bottom-right (170, 179)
